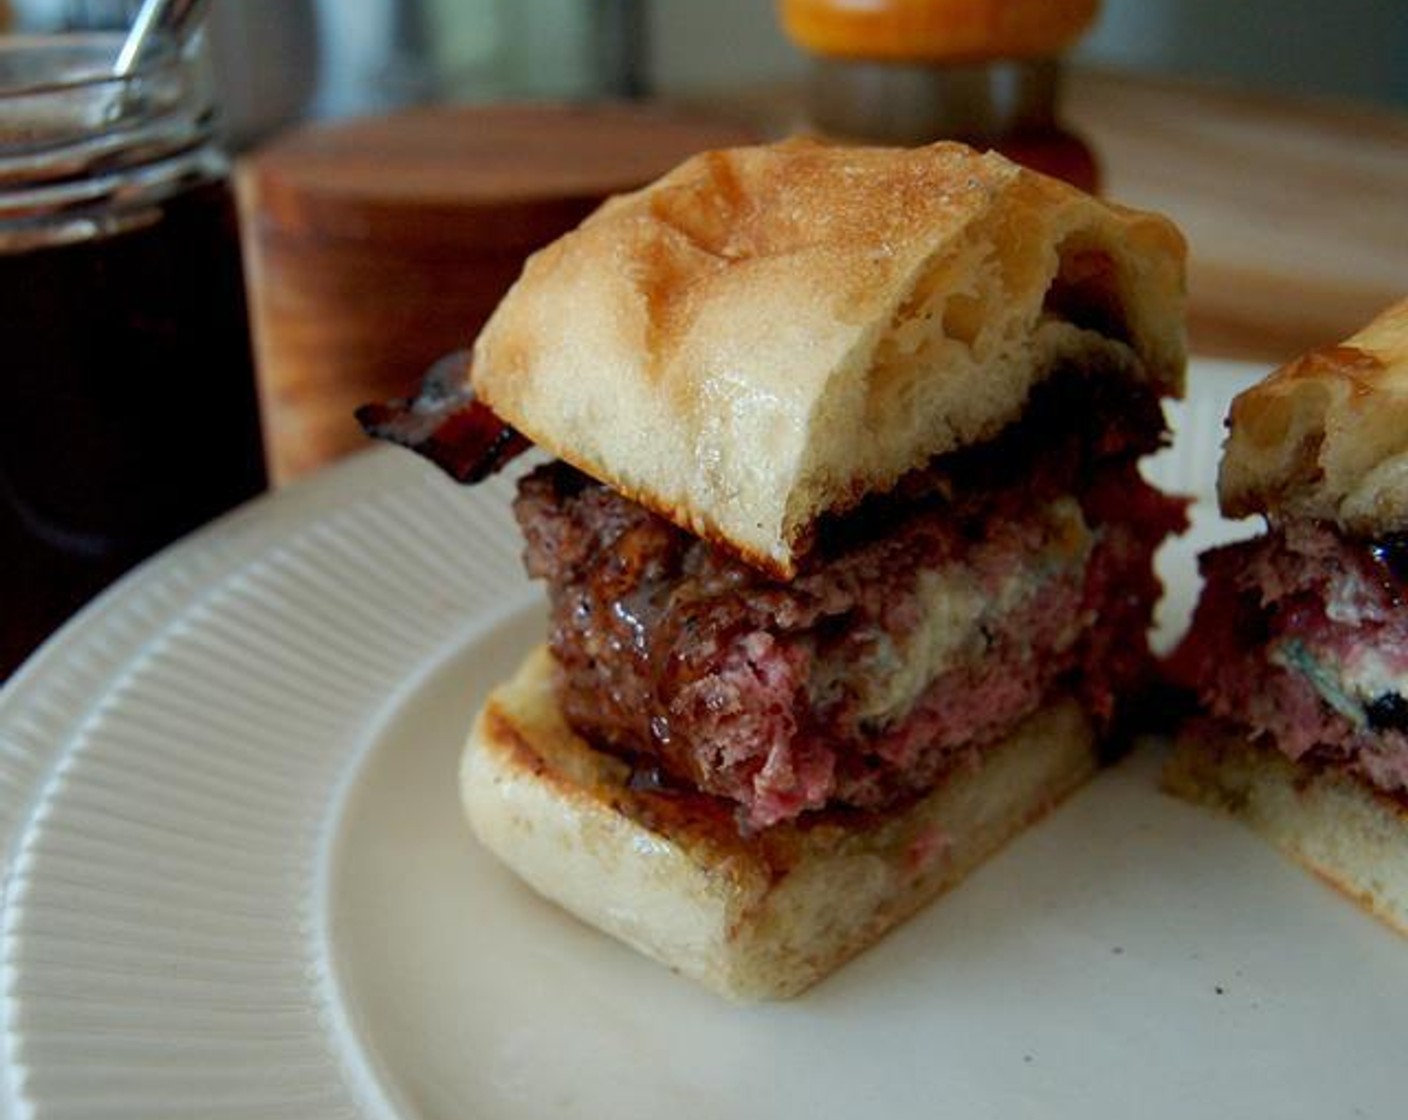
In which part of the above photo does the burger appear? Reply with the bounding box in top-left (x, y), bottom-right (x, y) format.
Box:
top-left (361, 139), bottom-right (1188, 999)
top-left (1167, 298), bottom-right (1408, 934)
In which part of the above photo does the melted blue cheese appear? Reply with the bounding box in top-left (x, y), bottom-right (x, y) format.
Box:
top-left (819, 497), bottom-right (1093, 726)
top-left (1271, 640), bottom-right (1408, 730)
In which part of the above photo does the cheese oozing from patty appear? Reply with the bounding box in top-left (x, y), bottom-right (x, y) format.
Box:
top-left (1274, 640), bottom-right (1408, 731)
top-left (812, 497), bottom-right (1094, 726)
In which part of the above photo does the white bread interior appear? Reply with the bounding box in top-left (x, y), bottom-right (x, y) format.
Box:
top-left (1220, 297), bottom-right (1408, 533)
top-left (461, 646), bottom-right (1099, 1001)
top-left (470, 139), bottom-right (1186, 577)
top-left (1164, 726), bottom-right (1408, 937)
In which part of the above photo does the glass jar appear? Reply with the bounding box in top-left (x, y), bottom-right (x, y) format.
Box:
top-left (0, 34), bottom-right (266, 675)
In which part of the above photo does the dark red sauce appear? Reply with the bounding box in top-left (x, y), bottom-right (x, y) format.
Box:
top-left (1, 180), bottom-right (266, 677)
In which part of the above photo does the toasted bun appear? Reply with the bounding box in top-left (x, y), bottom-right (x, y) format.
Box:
top-left (1164, 726), bottom-right (1408, 937)
top-left (470, 140), bottom-right (1186, 577)
top-left (1219, 297), bottom-right (1408, 533)
top-left (461, 646), bottom-right (1099, 1001)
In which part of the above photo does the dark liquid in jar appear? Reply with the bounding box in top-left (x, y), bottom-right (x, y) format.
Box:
top-left (1, 180), bottom-right (267, 676)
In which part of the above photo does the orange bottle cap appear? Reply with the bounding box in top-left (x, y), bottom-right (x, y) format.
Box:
top-left (780, 0), bottom-right (1100, 63)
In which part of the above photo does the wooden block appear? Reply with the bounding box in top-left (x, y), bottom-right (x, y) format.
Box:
top-left (237, 103), bottom-right (754, 484)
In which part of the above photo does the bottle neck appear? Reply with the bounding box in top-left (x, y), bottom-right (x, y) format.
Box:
top-left (0, 33), bottom-right (225, 249)
top-left (807, 56), bottom-right (1063, 147)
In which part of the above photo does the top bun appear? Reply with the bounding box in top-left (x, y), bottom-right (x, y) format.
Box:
top-left (471, 139), bottom-right (1186, 577)
top-left (1220, 298), bottom-right (1408, 534)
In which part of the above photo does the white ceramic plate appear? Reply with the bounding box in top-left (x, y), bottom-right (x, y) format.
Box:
top-left (2, 361), bottom-right (1404, 1120)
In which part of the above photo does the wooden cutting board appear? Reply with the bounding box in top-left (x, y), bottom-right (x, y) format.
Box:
top-left (237, 103), bottom-right (755, 484)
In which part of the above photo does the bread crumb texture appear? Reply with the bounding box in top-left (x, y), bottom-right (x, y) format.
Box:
top-left (472, 140), bottom-right (1186, 577)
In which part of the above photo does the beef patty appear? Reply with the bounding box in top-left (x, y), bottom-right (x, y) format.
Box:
top-left (515, 373), bottom-right (1184, 829)
top-left (1170, 521), bottom-right (1408, 796)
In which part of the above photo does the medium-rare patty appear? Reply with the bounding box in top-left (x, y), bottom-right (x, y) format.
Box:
top-left (1170, 520), bottom-right (1408, 796)
top-left (517, 374), bottom-right (1185, 828)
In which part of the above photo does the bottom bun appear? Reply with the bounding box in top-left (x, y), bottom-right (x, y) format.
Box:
top-left (1164, 726), bottom-right (1408, 937)
top-left (460, 645), bottom-right (1099, 1001)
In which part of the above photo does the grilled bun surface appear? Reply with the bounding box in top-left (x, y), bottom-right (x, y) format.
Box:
top-left (462, 647), bottom-right (1099, 1001)
top-left (1220, 297), bottom-right (1408, 532)
top-left (1165, 727), bottom-right (1408, 937)
top-left (470, 139), bottom-right (1186, 577)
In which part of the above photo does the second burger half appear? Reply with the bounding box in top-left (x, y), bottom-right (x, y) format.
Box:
top-left (365, 139), bottom-right (1189, 999)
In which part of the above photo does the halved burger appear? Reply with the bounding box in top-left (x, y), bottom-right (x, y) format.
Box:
top-left (1167, 298), bottom-right (1408, 934)
top-left (363, 139), bottom-right (1188, 999)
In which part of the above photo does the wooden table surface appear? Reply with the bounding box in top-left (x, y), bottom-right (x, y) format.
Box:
top-left (4, 69), bottom-right (1406, 680)
top-left (690, 67), bottom-right (1408, 367)
top-left (1069, 70), bottom-right (1408, 364)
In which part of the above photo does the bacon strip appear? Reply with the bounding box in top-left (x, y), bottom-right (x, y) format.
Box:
top-left (355, 351), bottom-right (529, 483)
